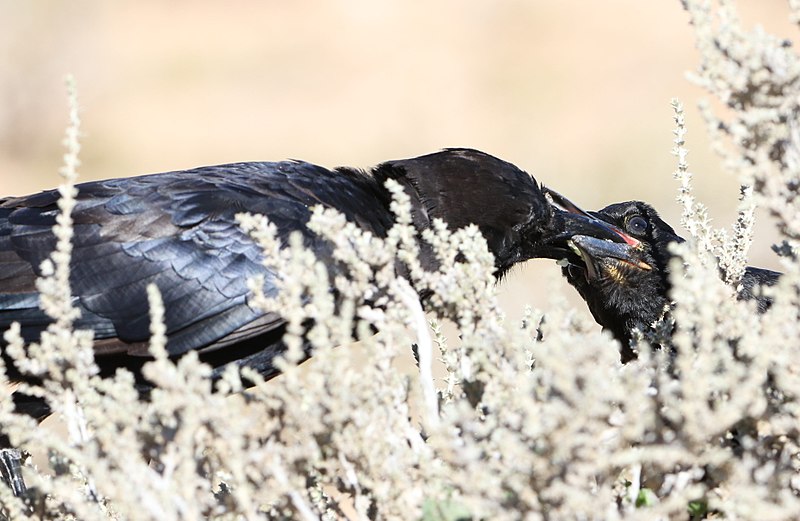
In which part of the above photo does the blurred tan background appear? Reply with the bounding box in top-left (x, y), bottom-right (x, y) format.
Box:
top-left (0, 0), bottom-right (794, 323)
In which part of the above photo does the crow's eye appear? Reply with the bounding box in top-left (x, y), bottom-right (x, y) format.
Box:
top-left (627, 215), bottom-right (647, 235)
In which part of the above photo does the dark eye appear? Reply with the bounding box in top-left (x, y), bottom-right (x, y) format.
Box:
top-left (627, 215), bottom-right (647, 235)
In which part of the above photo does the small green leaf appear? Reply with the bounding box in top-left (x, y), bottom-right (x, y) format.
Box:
top-left (635, 488), bottom-right (657, 508)
top-left (688, 499), bottom-right (708, 518)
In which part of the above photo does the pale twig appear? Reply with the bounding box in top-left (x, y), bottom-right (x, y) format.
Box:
top-left (392, 277), bottom-right (439, 429)
top-left (271, 460), bottom-right (320, 521)
top-left (146, 283), bottom-right (168, 359)
top-left (37, 74), bottom-right (82, 327)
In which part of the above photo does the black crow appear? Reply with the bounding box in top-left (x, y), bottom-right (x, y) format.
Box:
top-left (552, 198), bottom-right (781, 362)
top-left (1, 149), bottom-right (628, 413)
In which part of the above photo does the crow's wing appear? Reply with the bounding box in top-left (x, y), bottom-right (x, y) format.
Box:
top-left (0, 161), bottom-right (391, 374)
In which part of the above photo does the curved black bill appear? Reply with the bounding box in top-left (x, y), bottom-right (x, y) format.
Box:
top-left (532, 187), bottom-right (640, 260)
top-left (544, 188), bottom-right (639, 247)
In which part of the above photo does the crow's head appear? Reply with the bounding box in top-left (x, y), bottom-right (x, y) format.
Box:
top-left (375, 148), bottom-right (631, 277)
top-left (559, 200), bottom-right (683, 360)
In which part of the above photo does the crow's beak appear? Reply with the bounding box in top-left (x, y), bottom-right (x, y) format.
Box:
top-left (568, 234), bottom-right (652, 281)
top-left (534, 187), bottom-right (641, 261)
top-left (544, 188), bottom-right (640, 247)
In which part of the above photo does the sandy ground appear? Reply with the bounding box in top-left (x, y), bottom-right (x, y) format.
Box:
top-left (0, 0), bottom-right (793, 332)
